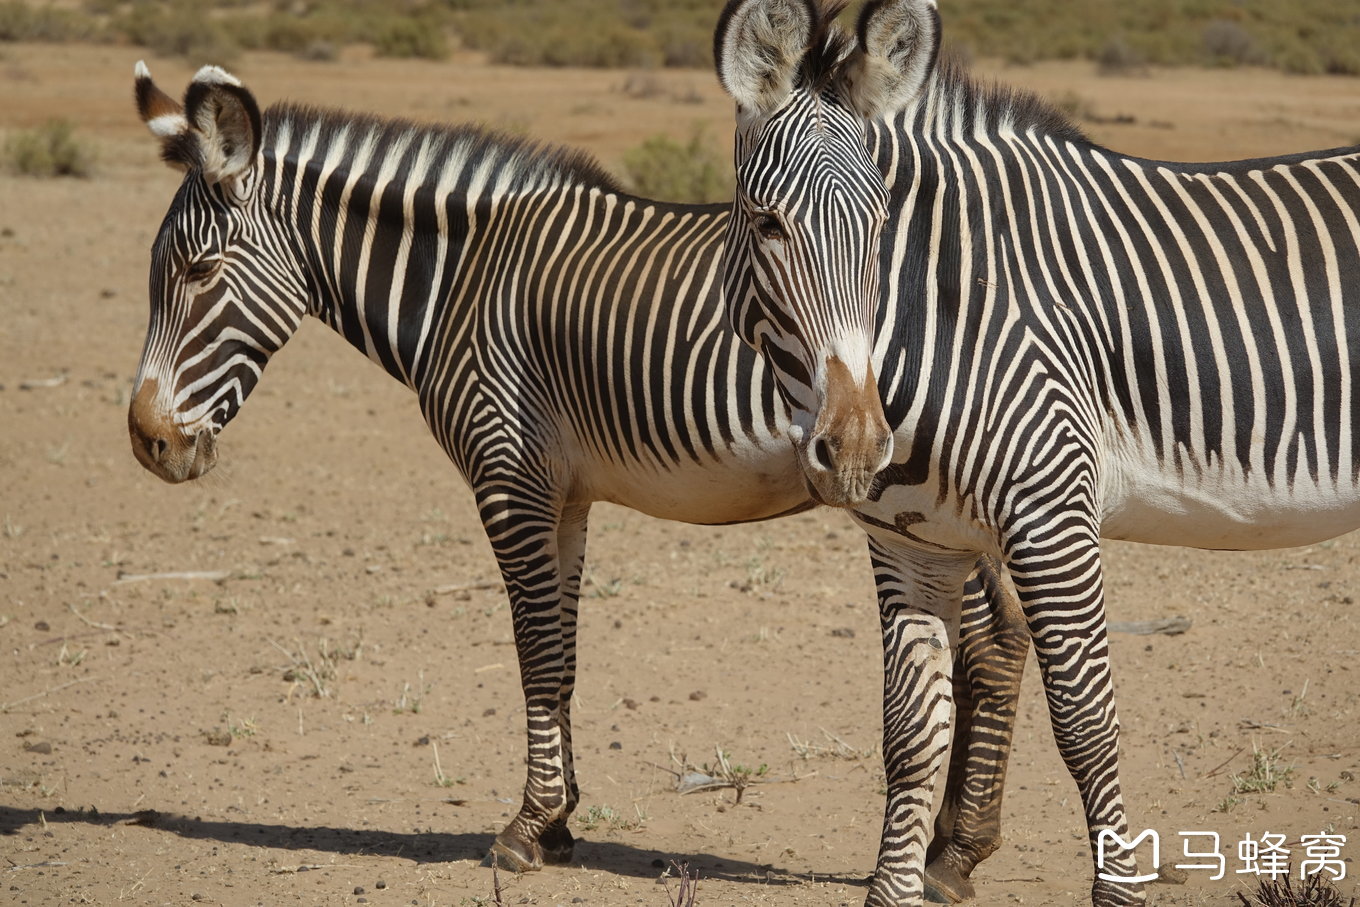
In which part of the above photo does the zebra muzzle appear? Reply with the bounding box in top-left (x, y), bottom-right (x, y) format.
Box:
top-left (128, 380), bottom-right (219, 483)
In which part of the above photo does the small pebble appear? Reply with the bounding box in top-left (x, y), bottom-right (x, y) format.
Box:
top-left (608, 741), bottom-right (622, 750)
top-left (353, 886), bottom-right (365, 895)
top-left (375, 880), bottom-right (386, 890)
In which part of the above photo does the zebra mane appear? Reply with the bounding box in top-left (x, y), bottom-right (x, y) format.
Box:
top-left (798, 0), bottom-right (854, 94)
top-left (793, 4), bottom-right (1082, 146)
top-left (262, 102), bottom-right (622, 194)
top-left (915, 53), bottom-right (1089, 144)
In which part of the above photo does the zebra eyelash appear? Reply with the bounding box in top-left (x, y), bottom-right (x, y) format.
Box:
top-left (182, 257), bottom-right (223, 283)
top-left (751, 209), bottom-right (787, 242)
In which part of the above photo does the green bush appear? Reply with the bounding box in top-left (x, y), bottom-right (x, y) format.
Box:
top-left (6, 120), bottom-right (94, 178)
top-left (621, 129), bottom-right (731, 204)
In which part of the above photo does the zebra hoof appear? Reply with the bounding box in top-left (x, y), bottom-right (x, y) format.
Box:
top-left (539, 822), bottom-right (576, 864)
top-left (923, 861), bottom-right (975, 903)
top-left (483, 834), bottom-right (542, 873)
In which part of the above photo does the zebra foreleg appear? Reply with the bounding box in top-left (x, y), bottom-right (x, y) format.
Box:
top-left (924, 555), bottom-right (1027, 904)
top-left (536, 505), bottom-right (589, 865)
top-left (863, 538), bottom-right (975, 907)
top-left (1006, 527), bottom-right (1146, 907)
top-left (476, 484), bottom-right (583, 873)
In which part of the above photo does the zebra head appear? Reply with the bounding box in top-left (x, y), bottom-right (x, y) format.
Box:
top-left (129, 63), bottom-right (306, 483)
top-left (715, 0), bottom-right (938, 507)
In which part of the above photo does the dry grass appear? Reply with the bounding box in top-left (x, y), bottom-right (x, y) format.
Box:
top-left (1237, 874), bottom-right (1356, 907)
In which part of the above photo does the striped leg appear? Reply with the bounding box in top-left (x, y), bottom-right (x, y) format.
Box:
top-left (924, 555), bottom-right (1027, 903)
top-left (537, 504), bottom-right (588, 864)
top-left (864, 537), bottom-right (977, 907)
top-left (477, 478), bottom-right (587, 872)
top-left (1006, 525), bottom-right (1145, 906)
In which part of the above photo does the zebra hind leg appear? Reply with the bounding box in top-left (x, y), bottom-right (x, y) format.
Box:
top-left (924, 555), bottom-right (1027, 903)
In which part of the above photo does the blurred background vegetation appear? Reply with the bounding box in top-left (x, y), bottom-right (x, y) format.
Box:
top-left (1, 0), bottom-right (1358, 75)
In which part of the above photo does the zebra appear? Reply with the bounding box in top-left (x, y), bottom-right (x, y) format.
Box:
top-left (714, 0), bottom-right (1360, 904)
top-left (126, 62), bottom-right (1028, 895)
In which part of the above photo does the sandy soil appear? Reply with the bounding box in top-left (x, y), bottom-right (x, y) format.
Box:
top-left (2, 40), bottom-right (1360, 907)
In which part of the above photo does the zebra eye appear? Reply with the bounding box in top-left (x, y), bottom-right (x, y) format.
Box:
top-left (752, 211), bottom-right (786, 242)
top-left (184, 257), bottom-right (221, 283)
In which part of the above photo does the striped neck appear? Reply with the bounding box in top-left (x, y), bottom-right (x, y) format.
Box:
top-left (253, 104), bottom-right (621, 388)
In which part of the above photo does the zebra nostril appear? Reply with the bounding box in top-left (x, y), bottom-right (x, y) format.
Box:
top-left (149, 437), bottom-right (168, 463)
top-left (810, 436), bottom-right (837, 472)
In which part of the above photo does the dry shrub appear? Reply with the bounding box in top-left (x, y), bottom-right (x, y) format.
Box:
top-left (115, 3), bottom-right (240, 67)
top-left (621, 129), bottom-right (731, 205)
top-left (6, 119), bottom-right (94, 178)
top-left (0, 1), bottom-right (98, 42)
top-left (1237, 873), bottom-right (1355, 907)
top-left (372, 17), bottom-right (448, 60)
top-left (1097, 36), bottom-right (1147, 76)
top-left (1203, 19), bottom-right (1266, 67)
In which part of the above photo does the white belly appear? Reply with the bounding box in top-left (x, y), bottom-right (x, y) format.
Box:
top-left (577, 438), bottom-right (811, 526)
top-left (1101, 437), bottom-right (1360, 550)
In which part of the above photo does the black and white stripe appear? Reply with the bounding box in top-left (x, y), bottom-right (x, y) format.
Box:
top-left (715, 1), bottom-right (1360, 905)
top-left (130, 65), bottom-right (1027, 892)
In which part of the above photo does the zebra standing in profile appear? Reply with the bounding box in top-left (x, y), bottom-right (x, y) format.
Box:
top-left (126, 63), bottom-right (1027, 894)
top-left (714, 0), bottom-right (1360, 904)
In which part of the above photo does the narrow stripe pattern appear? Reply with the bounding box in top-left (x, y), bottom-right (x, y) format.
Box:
top-left (723, 43), bottom-right (1360, 907)
top-left (133, 95), bottom-right (1027, 891)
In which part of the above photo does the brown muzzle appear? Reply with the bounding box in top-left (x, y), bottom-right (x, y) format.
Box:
top-left (127, 377), bottom-right (217, 483)
top-left (798, 356), bottom-right (893, 508)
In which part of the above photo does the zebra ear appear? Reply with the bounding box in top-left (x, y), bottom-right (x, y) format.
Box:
top-left (182, 65), bottom-right (262, 191)
top-left (841, 0), bottom-right (940, 119)
top-left (714, 0), bottom-right (818, 116)
top-left (135, 60), bottom-right (193, 171)
top-left (134, 62), bottom-right (262, 194)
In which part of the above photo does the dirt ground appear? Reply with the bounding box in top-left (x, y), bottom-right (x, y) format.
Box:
top-left (3, 39), bottom-right (1360, 907)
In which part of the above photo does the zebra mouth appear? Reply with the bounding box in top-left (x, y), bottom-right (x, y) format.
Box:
top-left (187, 428), bottom-right (218, 479)
top-left (133, 426), bottom-right (219, 483)
top-left (802, 475), bottom-right (832, 508)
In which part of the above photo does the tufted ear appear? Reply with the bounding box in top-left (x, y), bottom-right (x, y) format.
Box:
top-left (134, 61), bottom-right (262, 195)
top-left (840, 0), bottom-right (939, 119)
top-left (714, 0), bottom-right (818, 117)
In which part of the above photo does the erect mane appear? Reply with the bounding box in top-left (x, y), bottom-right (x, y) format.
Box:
top-left (792, 1), bottom-right (1088, 146)
top-left (262, 102), bottom-right (622, 193)
top-left (923, 53), bottom-right (1089, 144)
top-left (797, 0), bottom-right (854, 93)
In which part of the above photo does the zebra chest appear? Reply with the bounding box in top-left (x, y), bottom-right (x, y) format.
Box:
top-left (854, 481), bottom-right (996, 555)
